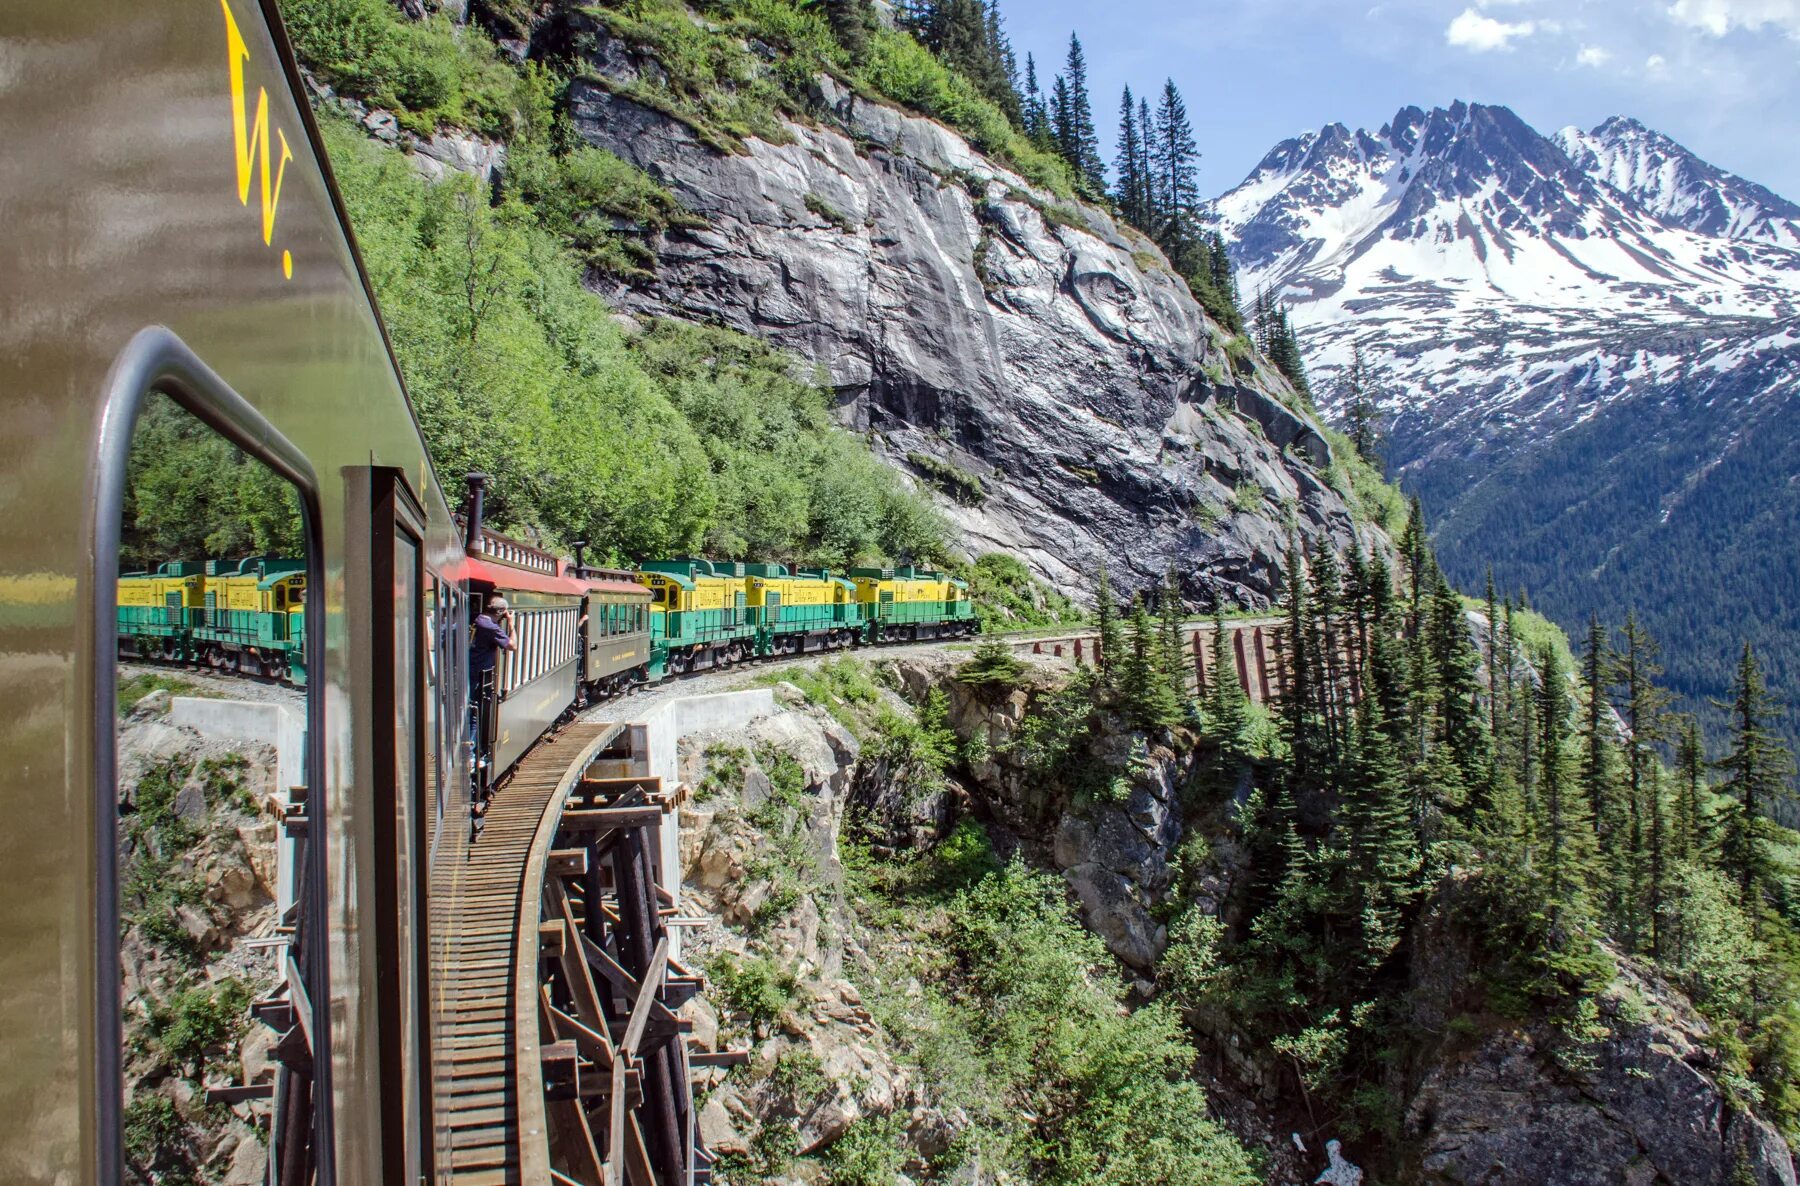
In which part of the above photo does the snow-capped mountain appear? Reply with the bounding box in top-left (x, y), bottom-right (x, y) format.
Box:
top-left (1556, 116), bottom-right (1800, 249)
top-left (1203, 100), bottom-right (1800, 743)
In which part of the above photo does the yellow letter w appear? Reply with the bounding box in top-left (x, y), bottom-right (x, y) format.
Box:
top-left (220, 0), bottom-right (293, 245)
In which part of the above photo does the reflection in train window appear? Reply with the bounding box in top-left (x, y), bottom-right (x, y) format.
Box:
top-left (114, 392), bottom-right (311, 1184)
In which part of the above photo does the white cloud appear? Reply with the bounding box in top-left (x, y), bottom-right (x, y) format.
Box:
top-left (1668, 0), bottom-right (1800, 36)
top-left (1646, 52), bottom-right (1670, 70)
top-left (1577, 44), bottom-right (1613, 65)
top-left (1446, 7), bottom-right (1538, 50)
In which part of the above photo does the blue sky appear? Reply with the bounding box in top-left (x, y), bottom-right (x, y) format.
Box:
top-left (1001, 0), bottom-right (1800, 199)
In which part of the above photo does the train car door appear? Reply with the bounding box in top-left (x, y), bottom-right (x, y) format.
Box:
top-left (351, 467), bottom-right (434, 1184)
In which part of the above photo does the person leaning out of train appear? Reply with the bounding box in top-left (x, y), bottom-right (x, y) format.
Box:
top-left (470, 595), bottom-right (514, 691)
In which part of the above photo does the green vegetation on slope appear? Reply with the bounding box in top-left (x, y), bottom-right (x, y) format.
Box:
top-left (319, 115), bottom-right (945, 566)
top-left (846, 828), bottom-right (1260, 1185)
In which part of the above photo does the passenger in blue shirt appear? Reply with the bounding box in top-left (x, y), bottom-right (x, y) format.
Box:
top-left (470, 595), bottom-right (514, 685)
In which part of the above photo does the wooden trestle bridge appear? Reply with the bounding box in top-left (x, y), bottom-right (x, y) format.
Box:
top-left (1008, 615), bottom-right (1293, 705)
top-left (438, 720), bottom-right (743, 1186)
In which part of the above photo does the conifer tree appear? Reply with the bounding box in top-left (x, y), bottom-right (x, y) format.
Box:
top-left (1578, 617), bottom-right (1627, 928)
top-left (1125, 593), bottom-right (1182, 729)
top-left (1673, 715), bottom-right (1708, 862)
top-left (1149, 79), bottom-right (1200, 253)
top-left (1343, 544), bottom-right (1371, 691)
top-left (1310, 546), bottom-right (1347, 766)
top-left (1157, 571), bottom-right (1190, 708)
top-left (826, 0), bottom-right (877, 57)
top-left (1206, 605), bottom-right (1248, 744)
top-left (1428, 568), bottom-right (1487, 791)
top-left (1114, 86), bottom-right (1147, 227)
top-left (1537, 644), bottom-right (1596, 906)
top-left (1050, 73), bottom-right (1073, 162)
top-left (1058, 34), bottom-right (1104, 190)
top-left (1364, 555), bottom-right (1411, 745)
top-left (1138, 95), bottom-right (1155, 220)
top-left (1281, 532), bottom-right (1319, 787)
top-left (1340, 695), bottom-right (1422, 967)
top-left (1617, 613), bottom-right (1673, 953)
top-left (916, 0), bottom-right (1021, 120)
top-left (1716, 644), bottom-right (1791, 920)
top-left (1022, 53), bottom-right (1051, 146)
top-left (1342, 342), bottom-right (1382, 463)
top-left (1094, 562), bottom-right (1122, 688)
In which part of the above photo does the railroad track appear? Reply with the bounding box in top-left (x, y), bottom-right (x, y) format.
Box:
top-left (438, 721), bottom-right (623, 1184)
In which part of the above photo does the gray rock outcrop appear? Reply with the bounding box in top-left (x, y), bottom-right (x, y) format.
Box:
top-left (568, 53), bottom-right (1363, 605)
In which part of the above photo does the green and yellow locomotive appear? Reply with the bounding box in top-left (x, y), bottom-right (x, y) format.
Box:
top-left (116, 556), bottom-right (307, 684)
top-left (637, 558), bottom-right (975, 677)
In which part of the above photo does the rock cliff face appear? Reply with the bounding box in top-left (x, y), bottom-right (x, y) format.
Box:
top-left (567, 42), bottom-right (1357, 605)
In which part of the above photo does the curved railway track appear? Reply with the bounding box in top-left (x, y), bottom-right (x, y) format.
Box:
top-left (438, 722), bottom-right (623, 1183)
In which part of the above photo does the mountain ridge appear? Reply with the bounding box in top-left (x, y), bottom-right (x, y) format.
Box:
top-left (1204, 99), bottom-right (1800, 747)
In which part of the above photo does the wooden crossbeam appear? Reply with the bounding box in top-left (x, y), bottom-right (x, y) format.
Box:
top-left (205, 1080), bottom-right (274, 1104)
top-left (551, 880), bottom-right (614, 1059)
top-left (543, 988), bottom-right (614, 1072)
top-left (620, 938), bottom-right (670, 1058)
top-left (686, 1050), bottom-right (750, 1068)
top-left (624, 1113), bottom-right (658, 1186)
top-left (285, 954), bottom-right (313, 1052)
top-left (549, 848), bottom-right (590, 877)
top-left (561, 806), bottom-right (665, 832)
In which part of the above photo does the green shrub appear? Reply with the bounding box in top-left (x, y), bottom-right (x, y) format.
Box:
top-left (956, 640), bottom-right (1025, 688)
top-left (281, 0), bottom-right (524, 136)
top-left (1231, 481), bottom-right (1263, 515)
top-left (821, 1113), bottom-right (907, 1186)
top-left (150, 979), bottom-right (253, 1078)
top-left (805, 192), bottom-right (858, 233)
top-left (117, 672), bottom-right (205, 716)
top-left (767, 1046), bottom-right (829, 1107)
top-left (710, 953), bottom-right (800, 1030)
top-left (949, 552), bottom-right (1083, 631)
top-left (906, 451), bottom-right (985, 506)
top-left (122, 1093), bottom-right (195, 1184)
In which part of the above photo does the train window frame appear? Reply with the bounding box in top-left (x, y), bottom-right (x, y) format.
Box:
top-left (91, 327), bottom-right (331, 1186)
top-left (349, 466), bottom-right (435, 1184)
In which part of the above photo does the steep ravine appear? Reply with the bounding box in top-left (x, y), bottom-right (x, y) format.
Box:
top-left (672, 655), bottom-right (1798, 1186)
top-left (563, 33), bottom-right (1360, 605)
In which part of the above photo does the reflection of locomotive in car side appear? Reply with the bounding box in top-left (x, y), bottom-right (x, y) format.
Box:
top-left (116, 557), bottom-right (307, 683)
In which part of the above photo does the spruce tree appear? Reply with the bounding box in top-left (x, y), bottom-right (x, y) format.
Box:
top-left (1674, 715), bottom-right (1708, 863)
top-left (826, 0), bottom-right (877, 57)
top-left (1537, 644), bottom-right (1597, 906)
top-left (1281, 532), bottom-right (1318, 788)
top-left (1114, 86), bottom-right (1146, 228)
top-left (1050, 73), bottom-right (1074, 163)
top-left (1716, 644), bottom-right (1791, 919)
top-left (1138, 95), bottom-right (1156, 223)
top-left (1617, 613), bottom-right (1673, 953)
top-left (1060, 34), bottom-right (1104, 190)
top-left (1094, 562), bottom-right (1122, 688)
top-left (1022, 53), bottom-right (1051, 147)
top-left (1125, 594), bottom-right (1182, 729)
top-left (1310, 546), bottom-right (1347, 766)
top-left (1428, 568), bottom-right (1488, 793)
top-left (1206, 605), bottom-right (1248, 744)
top-left (1343, 342), bottom-right (1382, 463)
top-left (1578, 617), bottom-right (1627, 929)
top-left (1340, 695), bottom-right (1422, 967)
top-left (1157, 571), bottom-right (1190, 708)
top-left (1149, 79), bottom-right (1200, 254)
